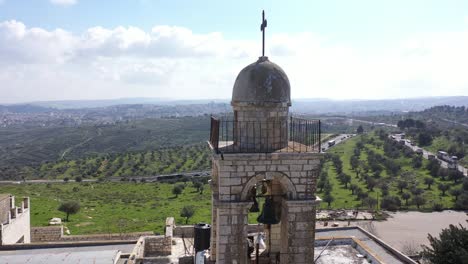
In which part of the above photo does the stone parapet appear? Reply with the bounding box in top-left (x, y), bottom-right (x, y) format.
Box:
top-left (30, 226), bottom-right (152, 243)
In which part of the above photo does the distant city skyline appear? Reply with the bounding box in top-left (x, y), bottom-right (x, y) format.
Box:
top-left (1, 0), bottom-right (468, 103)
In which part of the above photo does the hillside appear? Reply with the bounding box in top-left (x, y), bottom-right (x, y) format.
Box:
top-left (0, 117), bottom-right (209, 167)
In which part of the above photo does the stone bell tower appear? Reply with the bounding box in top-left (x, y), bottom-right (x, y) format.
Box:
top-left (207, 11), bottom-right (322, 264)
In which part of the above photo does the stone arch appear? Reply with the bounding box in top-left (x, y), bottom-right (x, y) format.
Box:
top-left (240, 171), bottom-right (297, 201)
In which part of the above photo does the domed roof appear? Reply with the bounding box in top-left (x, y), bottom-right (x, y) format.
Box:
top-left (232, 56), bottom-right (291, 106)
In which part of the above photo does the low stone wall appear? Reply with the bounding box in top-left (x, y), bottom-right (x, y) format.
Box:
top-left (173, 225), bottom-right (193, 237)
top-left (127, 217), bottom-right (175, 264)
top-left (143, 235), bottom-right (172, 256)
top-left (31, 226), bottom-right (152, 242)
top-left (61, 232), bottom-right (152, 242)
top-left (31, 226), bottom-right (63, 242)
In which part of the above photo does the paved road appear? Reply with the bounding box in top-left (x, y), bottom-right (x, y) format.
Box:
top-left (321, 134), bottom-right (355, 152)
top-left (0, 171), bottom-right (211, 185)
top-left (391, 134), bottom-right (467, 177)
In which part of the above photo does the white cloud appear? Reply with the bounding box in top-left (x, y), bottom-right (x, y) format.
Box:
top-left (50, 0), bottom-right (77, 6)
top-left (0, 20), bottom-right (467, 103)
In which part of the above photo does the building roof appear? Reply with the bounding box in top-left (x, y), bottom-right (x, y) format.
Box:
top-left (232, 56), bottom-right (291, 107)
top-left (0, 250), bottom-right (121, 264)
top-left (0, 244), bottom-right (135, 264)
top-left (316, 227), bottom-right (416, 264)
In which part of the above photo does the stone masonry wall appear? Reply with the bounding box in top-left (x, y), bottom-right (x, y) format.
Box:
top-left (30, 226), bottom-right (63, 242)
top-left (30, 226), bottom-right (152, 242)
top-left (213, 152), bottom-right (321, 201)
top-left (0, 195), bottom-right (10, 224)
top-left (211, 150), bottom-right (322, 264)
top-left (143, 235), bottom-right (172, 256)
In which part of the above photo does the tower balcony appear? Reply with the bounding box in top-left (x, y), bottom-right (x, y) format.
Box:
top-left (209, 116), bottom-right (321, 154)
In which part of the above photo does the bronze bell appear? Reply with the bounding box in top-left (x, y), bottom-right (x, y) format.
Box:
top-left (250, 198), bottom-right (260, 213)
top-left (257, 197), bottom-right (280, 225)
top-left (249, 187), bottom-right (260, 213)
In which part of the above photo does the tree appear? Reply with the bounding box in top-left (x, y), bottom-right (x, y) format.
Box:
top-left (411, 187), bottom-right (424, 196)
top-left (401, 192), bottom-right (411, 206)
top-left (180, 206), bottom-right (195, 224)
top-left (192, 180), bottom-right (203, 193)
top-left (418, 132), bottom-right (433, 146)
top-left (422, 222), bottom-right (468, 264)
top-left (63, 177), bottom-right (69, 182)
top-left (366, 177), bottom-right (377, 191)
top-left (350, 156), bottom-right (359, 171)
top-left (438, 183), bottom-right (450, 196)
top-left (397, 180), bottom-right (408, 193)
top-left (323, 193), bottom-right (334, 208)
top-left (363, 197), bottom-right (377, 209)
top-left (412, 195), bottom-right (426, 209)
top-left (75, 176), bottom-right (82, 182)
top-left (323, 181), bottom-right (333, 194)
top-left (449, 170), bottom-right (464, 183)
top-left (58, 201), bottom-right (80, 222)
top-left (463, 178), bottom-right (468, 191)
top-left (412, 156), bottom-right (423, 169)
top-left (317, 180), bottom-right (326, 192)
top-left (172, 185), bottom-right (183, 198)
top-left (424, 177), bottom-right (435, 190)
top-left (455, 193), bottom-right (468, 210)
top-left (449, 188), bottom-right (462, 201)
top-left (338, 173), bottom-right (351, 189)
top-left (381, 196), bottom-right (401, 211)
top-left (357, 125), bottom-right (364, 134)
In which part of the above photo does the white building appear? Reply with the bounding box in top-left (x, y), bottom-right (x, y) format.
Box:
top-left (0, 194), bottom-right (31, 245)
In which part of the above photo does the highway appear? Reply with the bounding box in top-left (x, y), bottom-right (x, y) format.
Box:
top-left (0, 170), bottom-right (211, 185)
top-left (321, 134), bottom-right (355, 152)
top-left (390, 134), bottom-right (467, 177)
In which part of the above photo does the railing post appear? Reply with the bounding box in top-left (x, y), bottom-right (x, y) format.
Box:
top-left (319, 120), bottom-right (321, 153)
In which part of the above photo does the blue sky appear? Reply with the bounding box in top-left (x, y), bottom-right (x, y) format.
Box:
top-left (0, 0), bottom-right (467, 103)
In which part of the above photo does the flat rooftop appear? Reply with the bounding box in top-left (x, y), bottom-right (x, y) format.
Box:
top-left (316, 227), bottom-right (416, 264)
top-left (314, 245), bottom-right (370, 264)
top-left (0, 243), bottom-right (135, 264)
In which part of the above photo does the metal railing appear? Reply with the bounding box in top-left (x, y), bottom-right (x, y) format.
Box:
top-left (209, 116), bottom-right (321, 153)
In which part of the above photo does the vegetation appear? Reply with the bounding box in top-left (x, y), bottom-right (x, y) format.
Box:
top-left (317, 130), bottom-right (466, 210)
top-left (180, 206), bottom-right (195, 224)
top-left (0, 181), bottom-right (211, 235)
top-left (0, 116), bottom-right (210, 179)
top-left (422, 221), bottom-right (468, 264)
top-left (1, 143), bottom-right (211, 181)
top-left (58, 201), bottom-right (81, 222)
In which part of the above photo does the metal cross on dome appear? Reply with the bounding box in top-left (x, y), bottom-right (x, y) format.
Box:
top-left (260, 10), bottom-right (267, 57)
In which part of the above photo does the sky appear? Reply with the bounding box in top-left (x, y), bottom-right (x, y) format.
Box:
top-left (0, 0), bottom-right (468, 103)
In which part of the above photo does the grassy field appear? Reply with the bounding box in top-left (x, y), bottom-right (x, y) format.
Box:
top-left (317, 133), bottom-right (461, 210)
top-left (1, 181), bottom-right (266, 235)
top-left (1, 182), bottom-right (213, 235)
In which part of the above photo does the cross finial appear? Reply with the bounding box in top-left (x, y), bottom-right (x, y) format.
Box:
top-left (260, 10), bottom-right (267, 57)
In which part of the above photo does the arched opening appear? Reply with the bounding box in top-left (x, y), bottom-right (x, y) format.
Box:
top-left (243, 172), bottom-right (295, 262)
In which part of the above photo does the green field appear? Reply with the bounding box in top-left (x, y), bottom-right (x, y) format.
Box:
top-left (1, 182), bottom-right (212, 235)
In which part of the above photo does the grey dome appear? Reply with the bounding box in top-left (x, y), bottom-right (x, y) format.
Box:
top-left (232, 56), bottom-right (291, 106)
